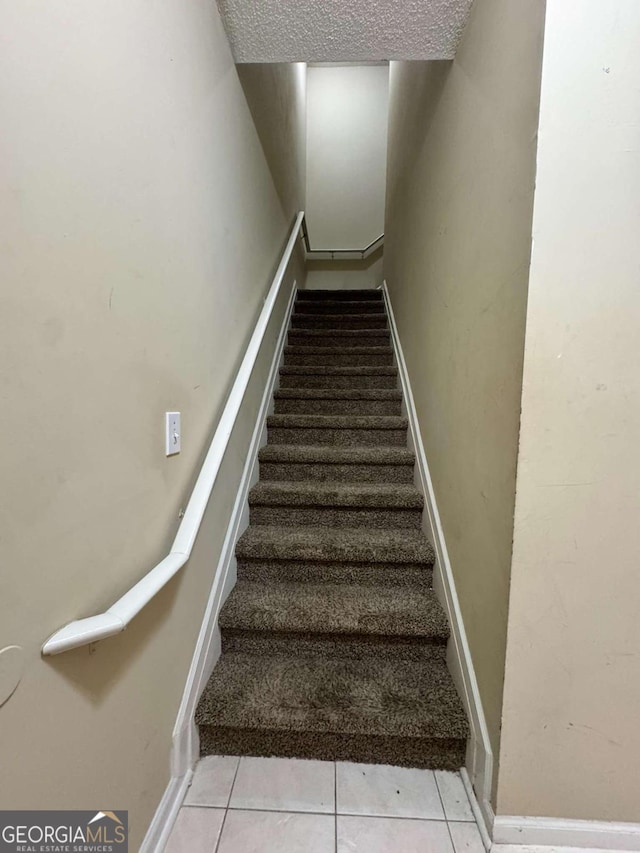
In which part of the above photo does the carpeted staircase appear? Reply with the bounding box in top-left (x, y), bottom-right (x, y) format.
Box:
top-left (195, 288), bottom-right (469, 769)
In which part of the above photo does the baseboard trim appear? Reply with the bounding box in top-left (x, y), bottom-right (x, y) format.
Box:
top-left (461, 768), bottom-right (493, 851)
top-left (491, 847), bottom-right (639, 853)
top-left (141, 280), bottom-right (298, 851)
top-left (382, 280), bottom-right (495, 825)
top-left (492, 815), bottom-right (640, 851)
top-left (139, 769), bottom-right (193, 853)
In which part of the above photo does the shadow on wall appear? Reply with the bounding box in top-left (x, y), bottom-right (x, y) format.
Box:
top-left (44, 574), bottom-right (183, 705)
top-left (386, 61), bottom-right (451, 216)
top-left (236, 63), bottom-right (307, 220)
top-left (305, 246), bottom-right (384, 290)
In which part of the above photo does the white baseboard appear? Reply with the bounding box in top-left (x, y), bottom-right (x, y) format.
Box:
top-left (139, 769), bottom-right (193, 853)
top-left (492, 815), bottom-right (640, 852)
top-left (140, 280), bottom-right (298, 852)
top-left (491, 848), bottom-right (635, 853)
top-left (461, 768), bottom-right (493, 851)
top-left (381, 281), bottom-right (495, 831)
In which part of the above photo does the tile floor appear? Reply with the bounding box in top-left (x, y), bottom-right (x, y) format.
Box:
top-left (165, 755), bottom-right (486, 852)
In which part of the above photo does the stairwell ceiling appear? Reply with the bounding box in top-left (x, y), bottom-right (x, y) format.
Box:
top-left (216, 0), bottom-right (475, 63)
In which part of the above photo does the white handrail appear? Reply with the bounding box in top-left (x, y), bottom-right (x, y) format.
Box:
top-left (42, 211), bottom-right (305, 655)
top-left (301, 218), bottom-right (384, 261)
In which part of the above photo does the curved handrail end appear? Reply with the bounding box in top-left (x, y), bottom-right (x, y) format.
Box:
top-left (42, 613), bottom-right (126, 656)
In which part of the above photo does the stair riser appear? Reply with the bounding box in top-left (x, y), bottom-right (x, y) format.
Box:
top-left (297, 291), bottom-right (382, 302)
top-left (295, 302), bottom-right (385, 315)
top-left (250, 505), bottom-right (422, 530)
top-left (236, 537), bottom-right (434, 566)
top-left (268, 427), bottom-right (407, 447)
top-left (284, 352), bottom-right (394, 367)
top-left (291, 315), bottom-right (388, 329)
top-left (288, 333), bottom-right (390, 347)
top-left (236, 560), bottom-right (433, 587)
top-left (259, 461), bottom-right (413, 483)
top-left (199, 728), bottom-right (467, 771)
top-left (279, 373), bottom-right (397, 390)
top-left (222, 632), bottom-right (447, 662)
top-left (274, 399), bottom-right (401, 416)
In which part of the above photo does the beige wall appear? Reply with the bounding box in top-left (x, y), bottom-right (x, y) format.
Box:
top-left (237, 62), bottom-right (307, 218)
top-left (384, 0), bottom-right (546, 795)
top-left (305, 252), bottom-right (384, 291)
top-left (306, 64), bottom-right (389, 250)
top-left (0, 0), bottom-right (302, 847)
top-left (498, 0), bottom-right (640, 822)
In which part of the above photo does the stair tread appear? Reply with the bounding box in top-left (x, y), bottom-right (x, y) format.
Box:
top-left (296, 301), bottom-right (385, 309)
top-left (250, 481), bottom-right (423, 509)
top-left (297, 289), bottom-right (382, 300)
top-left (280, 365), bottom-right (396, 375)
top-left (274, 388), bottom-right (402, 400)
top-left (220, 582), bottom-right (447, 638)
top-left (292, 313), bottom-right (387, 321)
top-left (236, 525), bottom-right (435, 565)
top-left (289, 329), bottom-right (389, 337)
top-left (268, 414), bottom-right (407, 429)
top-left (196, 653), bottom-right (468, 740)
top-left (285, 345), bottom-right (393, 354)
top-left (259, 445), bottom-right (414, 465)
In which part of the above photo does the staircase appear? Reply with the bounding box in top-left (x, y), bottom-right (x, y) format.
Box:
top-left (195, 288), bottom-right (468, 769)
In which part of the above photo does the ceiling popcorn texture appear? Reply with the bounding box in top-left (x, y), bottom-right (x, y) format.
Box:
top-left (216, 0), bottom-right (475, 63)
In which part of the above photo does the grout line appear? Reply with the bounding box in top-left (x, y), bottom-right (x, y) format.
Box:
top-left (212, 757), bottom-right (242, 853)
top-left (212, 808), bottom-right (227, 853)
top-left (434, 770), bottom-right (448, 821)
top-left (225, 806), bottom-right (336, 817)
top-left (434, 771), bottom-right (458, 853)
top-left (337, 812), bottom-right (449, 824)
top-left (226, 757), bottom-right (242, 808)
top-left (181, 804), bottom-right (228, 810)
top-left (334, 762), bottom-right (338, 853)
top-left (224, 805), bottom-right (449, 822)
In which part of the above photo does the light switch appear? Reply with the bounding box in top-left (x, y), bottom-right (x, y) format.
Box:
top-left (165, 412), bottom-right (181, 456)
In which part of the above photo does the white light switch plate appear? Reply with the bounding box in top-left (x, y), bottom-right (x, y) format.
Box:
top-left (165, 412), bottom-right (181, 456)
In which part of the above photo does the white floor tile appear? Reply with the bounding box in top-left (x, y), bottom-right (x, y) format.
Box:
top-left (336, 761), bottom-right (445, 819)
top-left (229, 756), bottom-right (334, 813)
top-left (217, 809), bottom-right (335, 853)
top-left (184, 755), bottom-right (239, 807)
top-left (435, 771), bottom-right (475, 821)
top-left (164, 807), bottom-right (225, 853)
top-left (337, 815), bottom-right (454, 853)
top-left (448, 820), bottom-right (486, 852)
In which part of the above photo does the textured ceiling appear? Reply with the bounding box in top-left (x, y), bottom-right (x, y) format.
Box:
top-left (216, 0), bottom-right (475, 63)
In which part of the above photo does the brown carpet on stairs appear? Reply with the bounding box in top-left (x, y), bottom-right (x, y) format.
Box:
top-left (195, 288), bottom-right (469, 769)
